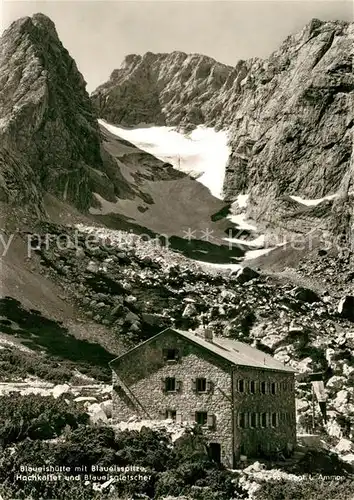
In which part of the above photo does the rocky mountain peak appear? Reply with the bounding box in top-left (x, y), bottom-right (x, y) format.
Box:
top-left (0, 13), bottom-right (102, 212)
top-left (92, 18), bottom-right (354, 237)
top-left (92, 50), bottom-right (232, 127)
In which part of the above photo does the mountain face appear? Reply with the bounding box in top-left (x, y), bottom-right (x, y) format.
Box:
top-left (0, 13), bottom-right (102, 211)
top-left (92, 19), bottom-right (354, 234)
top-left (92, 52), bottom-right (232, 127)
top-left (2, 13), bottom-right (354, 480)
top-left (0, 14), bottom-right (235, 249)
top-left (0, 148), bottom-right (43, 216)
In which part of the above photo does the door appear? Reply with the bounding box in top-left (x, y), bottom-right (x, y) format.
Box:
top-left (208, 442), bottom-right (221, 463)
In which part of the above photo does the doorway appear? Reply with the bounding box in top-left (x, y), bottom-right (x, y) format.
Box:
top-left (208, 442), bottom-right (221, 463)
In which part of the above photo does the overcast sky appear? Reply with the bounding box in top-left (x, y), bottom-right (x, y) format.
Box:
top-left (2, 1), bottom-right (353, 92)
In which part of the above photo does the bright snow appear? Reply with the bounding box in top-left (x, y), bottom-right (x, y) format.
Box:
top-left (289, 194), bottom-right (337, 206)
top-left (95, 121), bottom-right (283, 267)
top-left (98, 119), bottom-right (230, 199)
top-left (224, 234), bottom-right (265, 248)
top-left (226, 213), bottom-right (258, 232)
top-left (233, 194), bottom-right (249, 209)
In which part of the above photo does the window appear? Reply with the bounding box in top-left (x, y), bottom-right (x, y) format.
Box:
top-left (195, 411), bottom-right (208, 426)
top-left (238, 380), bottom-right (245, 392)
top-left (261, 412), bottom-right (267, 428)
top-left (196, 378), bottom-right (207, 393)
top-left (271, 382), bottom-right (276, 395)
top-left (250, 413), bottom-right (257, 428)
top-left (250, 381), bottom-right (256, 394)
top-left (238, 413), bottom-right (245, 428)
top-left (165, 409), bottom-right (177, 420)
top-left (165, 348), bottom-right (179, 361)
top-left (271, 413), bottom-right (278, 427)
top-left (165, 377), bottom-right (176, 392)
top-left (192, 378), bottom-right (212, 393)
top-left (261, 381), bottom-right (267, 394)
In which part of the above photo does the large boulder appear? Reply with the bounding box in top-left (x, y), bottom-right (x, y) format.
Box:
top-left (332, 390), bottom-right (351, 414)
top-left (326, 417), bottom-right (343, 439)
top-left (182, 303), bottom-right (197, 318)
top-left (142, 313), bottom-right (171, 327)
top-left (100, 400), bottom-right (113, 418)
top-left (232, 266), bottom-right (260, 284)
top-left (335, 438), bottom-right (353, 454)
top-left (326, 376), bottom-right (346, 392)
top-left (295, 357), bottom-right (315, 373)
top-left (338, 296), bottom-right (354, 321)
top-left (87, 403), bottom-right (108, 424)
top-left (52, 384), bottom-right (70, 399)
top-left (293, 287), bottom-right (320, 303)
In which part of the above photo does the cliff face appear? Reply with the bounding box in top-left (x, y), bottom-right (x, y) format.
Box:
top-left (93, 52), bottom-right (232, 128)
top-left (92, 19), bottom-right (354, 230)
top-left (0, 148), bottom-right (44, 227)
top-left (0, 14), bottom-right (228, 240)
top-left (0, 13), bottom-right (102, 212)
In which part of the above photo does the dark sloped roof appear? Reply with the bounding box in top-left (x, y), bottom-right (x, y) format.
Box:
top-left (173, 328), bottom-right (295, 372)
top-left (110, 327), bottom-right (295, 373)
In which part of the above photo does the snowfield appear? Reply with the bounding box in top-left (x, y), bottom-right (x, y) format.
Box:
top-left (98, 119), bottom-right (230, 199)
top-left (227, 213), bottom-right (258, 232)
top-left (224, 234), bottom-right (265, 248)
top-left (289, 193), bottom-right (337, 206)
top-left (94, 122), bottom-right (285, 268)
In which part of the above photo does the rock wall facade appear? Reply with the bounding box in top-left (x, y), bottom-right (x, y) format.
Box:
top-left (111, 330), bottom-right (296, 465)
top-left (111, 330), bottom-right (234, 466)
top-left (232, 366), bottom-right (296, 458)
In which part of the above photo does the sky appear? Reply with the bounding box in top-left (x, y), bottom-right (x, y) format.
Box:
top-left (1, 1), bottom-right (353, 92)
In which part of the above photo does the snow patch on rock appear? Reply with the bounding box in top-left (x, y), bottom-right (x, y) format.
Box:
top-left (227, 213), bottom-right (258, 231)
top-left (289, 193), bottom-right (337, 206)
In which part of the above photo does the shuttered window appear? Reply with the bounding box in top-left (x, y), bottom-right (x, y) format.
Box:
top-left (192, 378), bottom-right (212, 393)
top-left (196, 378), bottom-right (207, 392)
top-left (195, 411), bottom-right (208, 425)
top-left (250, 413), bottom-right (257, 428)
top-left (165, 377), bottom-right (176, 392)
top-left (163, 348), bottom-right (179, 362)
top-left (162, 377), bottom-right (182, 392)
top-left (261, 412), bottom-right (267, 428)
top-left (271, 412), bottom-right (278, 427)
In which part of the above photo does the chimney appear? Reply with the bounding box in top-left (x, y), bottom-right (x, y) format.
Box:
top-left (203, 328), bottom-right (213, 342)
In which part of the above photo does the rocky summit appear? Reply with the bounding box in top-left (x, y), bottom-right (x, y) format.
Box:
top-left (92, 19), bottom-right (354, 236)
top-left (0, 13), bottom-right (102, 211)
